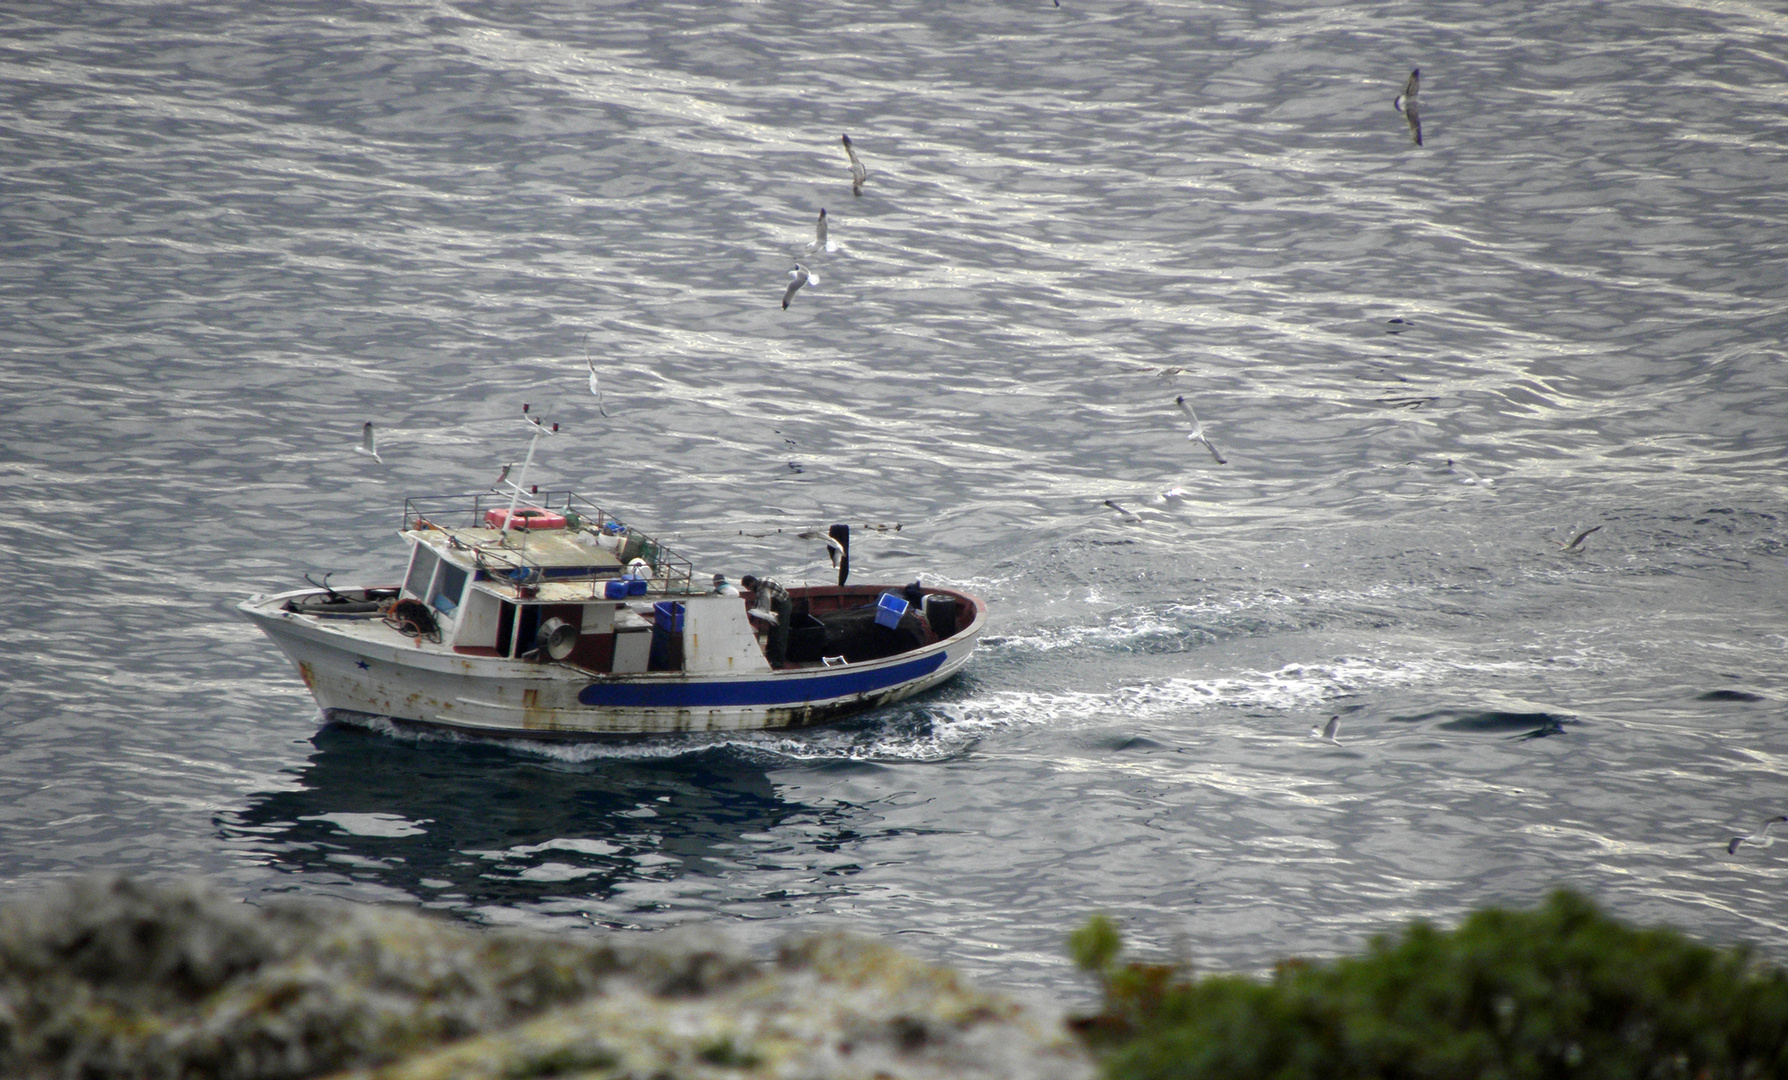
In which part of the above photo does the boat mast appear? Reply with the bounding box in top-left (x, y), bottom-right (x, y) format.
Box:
top-left (497, 404), bottom-right (557, 543)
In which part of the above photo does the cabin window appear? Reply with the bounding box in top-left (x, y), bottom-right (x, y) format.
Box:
top-left (516, 605), bottom-right (541, 658)
top-left (496, 600), bottom-right (516, 656)
top-left (432, 561), bottom-right (469, 617)
top-left (403, 546), bottom-right (440, 601)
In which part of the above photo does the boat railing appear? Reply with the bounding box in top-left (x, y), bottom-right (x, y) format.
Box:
top-left (403, 492), bottom-right (698, 595)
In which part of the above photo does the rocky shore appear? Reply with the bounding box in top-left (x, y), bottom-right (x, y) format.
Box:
top-left (0, 875), bottom-right (1093, 1080)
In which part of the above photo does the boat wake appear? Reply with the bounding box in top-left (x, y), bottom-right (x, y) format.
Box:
top-left (931, 652), bottom-right (1567, 732)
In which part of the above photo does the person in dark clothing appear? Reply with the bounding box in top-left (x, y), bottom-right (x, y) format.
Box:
top-left (739, 574), bottom-right (793, 666)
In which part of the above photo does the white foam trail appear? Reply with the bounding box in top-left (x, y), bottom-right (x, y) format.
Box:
top-left (986, 583), bottom-right (1440, 654)
top-left (938, 653), bottom-right (1561, 731)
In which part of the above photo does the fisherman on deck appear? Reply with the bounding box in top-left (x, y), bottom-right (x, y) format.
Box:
top-left (739, 574), bottom-right (792, 666)
top-left (712, 573), bottom-right (741, 597)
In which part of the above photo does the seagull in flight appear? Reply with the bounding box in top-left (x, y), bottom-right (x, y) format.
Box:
top-left (841, 134), bottom-right (867, 197)
top-left (1444, 458), bottom-right (1492, 486)
top-left (806, 208), bottom-right (837, 253)
top-left (796, 529), bottom-right (847, 566)
top-left (582, 334), bottom-right (610, 417)
top-left (1556, 525), bottom-right (1602, 553)
top-left (585, 357), bottom-right (611, 416)
top-left (1728, 814), bottom-right (1788, 854)
top-left (1393, 68), bottom-right (1422, 146)
top-left (1175, 396), bottom-right (1227, 465)
top-left (1311, 715), bottom-right (1340, 742)
top-left (355, 421), bottom-right (383, 464)
top-left (1104, 499), bottom-right (1145, 523)
top-left (782, 263), bottom-right (817, 309)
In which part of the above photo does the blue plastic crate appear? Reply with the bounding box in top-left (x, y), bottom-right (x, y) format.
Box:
top-left (875, 592), bottom-right (908, 629)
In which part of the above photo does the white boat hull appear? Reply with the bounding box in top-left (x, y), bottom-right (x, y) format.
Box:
top-left (239, 586), bottom-right (984, 737)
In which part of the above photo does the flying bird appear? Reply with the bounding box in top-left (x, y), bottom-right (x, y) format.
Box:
top-left (584, 357), bottom-right (611, 417)
top-left (782, 263), bottom-right (817, 309)
top-left (795, 529), bottom-right (847, 567)
top-left (355, 421), bottom-right (383, 464)
top-left (1444, 458), bottom-right (1491, 486)
top-left (841, 134), bottom-right (867, 197)
top-left (1728, 814), bottom-right (1788, 854)
top-left (1175, 396), bottom-right (1227, 465)
top-left (1393, 68), bottom-right (1422, 146)
top-left (1104, 499), bottom-right (1145, 523)
top-left (806, 208), bottom-right (837, 253)
top-left (1557, 525), bottom-right (1602, 553)
top-left (582, 334), bottom-right (610, 417)
top-left (1311, 715), bottom-right (1340, 742)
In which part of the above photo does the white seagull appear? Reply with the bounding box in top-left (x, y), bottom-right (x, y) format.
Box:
top-left (1393, 68), bottom-right (1422, 146)
top-left (1445, 458), bottom-right (1492, 486)
top-left (1175, 396), bottom-right (1227, 465)
top-left (584, 357), bottom-right (612, 417)
top-left (806, 208), bottom-right (837, 253)
top-left (1728, 814), bottom-right (1788, 854)
top-left (796, 529), bottom-right (847, 566)
top-left (1311, 715), bottom-right (1341, 742)
top-left (1104, 499), bottom-right (1145, 524)
top-left (782, 263), bottom-right (817, 309)
top-left (582, 334), bottom-right (610, 417)
top-left (841, 134), bottom-right (867, 197)
top-left (355, 421), bottom-right (383, 464)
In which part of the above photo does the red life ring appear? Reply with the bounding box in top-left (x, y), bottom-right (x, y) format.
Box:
top-left (484, 507), bottom-right (568, 531)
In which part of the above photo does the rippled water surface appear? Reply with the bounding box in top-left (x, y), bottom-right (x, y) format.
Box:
top-left (3, 0), bottom-right (1786, 998)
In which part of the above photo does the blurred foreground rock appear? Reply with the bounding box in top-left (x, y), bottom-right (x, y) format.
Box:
top-left (0, 875), bottom-right (1092, 1080)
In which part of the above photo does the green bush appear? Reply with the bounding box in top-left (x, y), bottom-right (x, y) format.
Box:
top-left (1073, 891), bottom-right (1788, 1080)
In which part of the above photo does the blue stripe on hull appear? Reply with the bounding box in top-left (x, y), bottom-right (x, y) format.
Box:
top-left (576, 652), bottom-right (947, 709)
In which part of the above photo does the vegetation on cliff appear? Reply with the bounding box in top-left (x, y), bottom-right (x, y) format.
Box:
top-left (1070, 890), bottom-right (1788, 1080)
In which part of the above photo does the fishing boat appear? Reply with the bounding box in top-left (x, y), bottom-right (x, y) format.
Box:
top-left (238, 410), bottom-right (985, 737)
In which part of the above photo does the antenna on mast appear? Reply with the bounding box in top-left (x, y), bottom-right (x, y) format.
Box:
top-left (498, 404), bottom-right (560, 542)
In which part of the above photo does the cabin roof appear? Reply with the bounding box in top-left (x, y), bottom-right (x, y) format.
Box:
top-left (401, 491), bottom-right (697, 595)
top-left (406, 525), bottom-right (625, 572)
